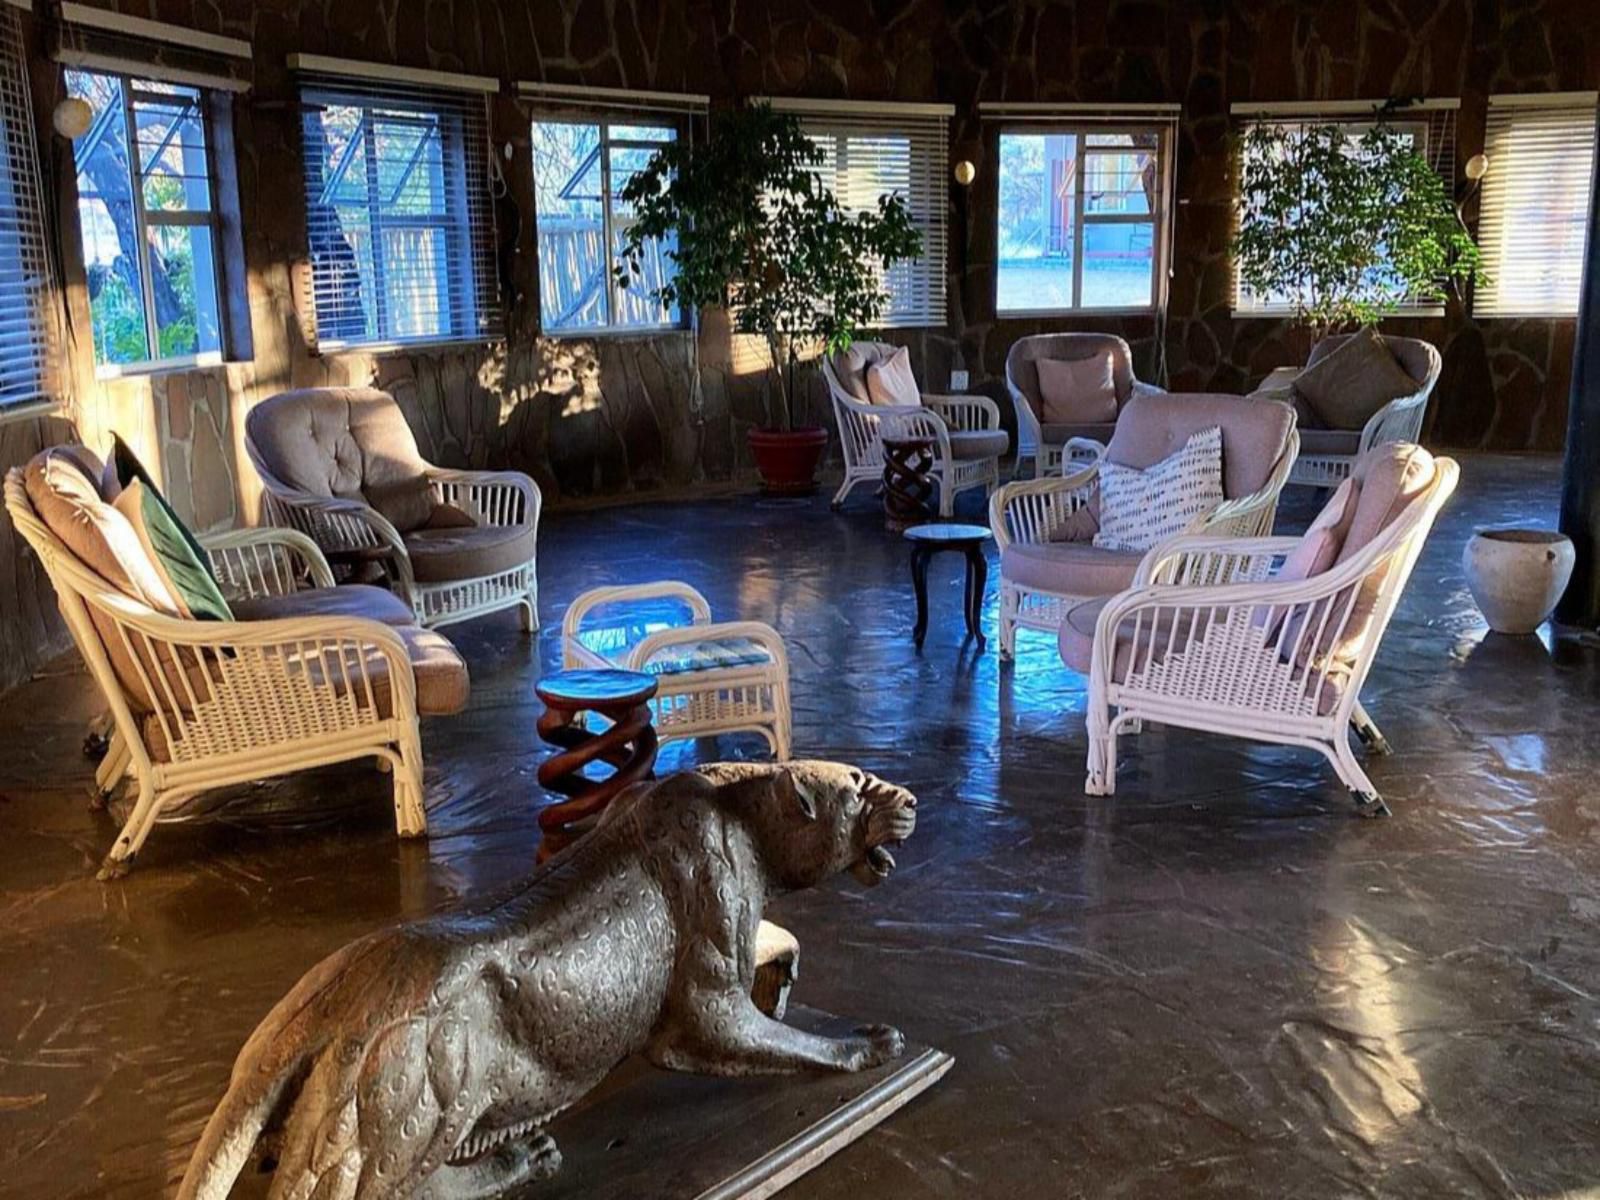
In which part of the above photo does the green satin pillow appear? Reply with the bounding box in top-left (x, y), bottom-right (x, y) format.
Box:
top-left (107, 435), bottom-right (233, 622)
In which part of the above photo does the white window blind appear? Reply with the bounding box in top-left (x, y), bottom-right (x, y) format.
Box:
top-left (1230, 99), bottom-right (1458, 315)
top-left (0, 7), bottom-right (55, 408)
top-left (296, 68), bottom-right (501, 351)
top-left (768, 99), bottom-right (950, 328)
top-left (1475, 93), bottom-right (1598, 319)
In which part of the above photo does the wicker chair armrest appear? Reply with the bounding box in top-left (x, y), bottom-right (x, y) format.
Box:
top-left (989, 469), bottom-right (1100, 550)
top-left (561, 581), bottom-right (713, 666)
top-left (1129, 379), bottom-right (1169, 401)
top-left (262, 490), bottom-right (415, 592)
top-left (427, 467), bottom-right (542, 529)
top-left (1061, 436), bottom-right (1108, 465)
top-left (1359, 391), bottom-right (1431, 453)
top-left (629, 620), bottom-right (789, 675)
top-left (923, 394), bottom-right (1002, 431)
top-left (1134, 534), bottom-right (1304, 587)
top-left (878, 407), bottom-right (954, 459)
top-left (200, 527), bottom-right (336, 596)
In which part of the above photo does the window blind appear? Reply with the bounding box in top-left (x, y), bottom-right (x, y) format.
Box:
top-left (1230, 99), bottom-right (1458, 315)
top-left (0, 6), bottom-right (55, 408)
top-left (767, 99), bottom-right (950, 328)
top-left (1475, 93), bottom-right (1598, 319)
top-left (296, 68), bottom-right (501, 351)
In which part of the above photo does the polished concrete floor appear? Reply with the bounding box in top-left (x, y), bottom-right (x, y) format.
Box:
top-left (2, 453), bottom-right (1599, 1199)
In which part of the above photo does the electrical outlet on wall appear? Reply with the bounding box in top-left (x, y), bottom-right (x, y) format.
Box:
top-left (949, 369), bottom-right (970, 391)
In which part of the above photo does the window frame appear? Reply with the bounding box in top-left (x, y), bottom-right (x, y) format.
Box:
top-left (1230, 111), bottom-right (1448, 320)
top-left (298, 80), bottom-right (499, 354)
top-left (529, 112), bottom-right (688, 337)
top-left (993, 120), bottom-right (1175, 319)
top-left (1473, 93), bottom-right (1599, 320)
top-left (67, 70), bottom-right (231, 378)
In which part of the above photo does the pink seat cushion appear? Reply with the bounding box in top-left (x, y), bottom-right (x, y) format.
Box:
top-left (948, 429), bottom-right (1010, 461)
top-left (1037, 354), bottom-right (1118, 424)
top-left (1001, 541), bottom-right (1142, 599)
top-left (1105, 393), bottom-right (1294, 500)
top-left (230, 583), bottom-right (417, 626)
top-left (1279, 478), bottom-right (1359, 583)
top-left (404, 522), bottom-right (537, 583)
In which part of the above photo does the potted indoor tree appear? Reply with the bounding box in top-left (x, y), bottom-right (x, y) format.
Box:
top-left (615, 103), bottom-right (923, 493)
top-left (1232, 115), bottom-right (1482, 331)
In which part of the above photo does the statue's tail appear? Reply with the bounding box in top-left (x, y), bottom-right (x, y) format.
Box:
top-left (174, 1039), bottom-right (310, 1200)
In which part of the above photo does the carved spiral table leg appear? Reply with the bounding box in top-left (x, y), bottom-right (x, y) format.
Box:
top-left (881, 438), bottom-right (936, 532)
top-left (535, 670), bottom-right (659, 862)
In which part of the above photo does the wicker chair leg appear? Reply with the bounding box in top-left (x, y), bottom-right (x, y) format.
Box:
top-left (393, 733), bottom-right (428, 838)
top-left (519, 587), bottom-right (538, 633)
top-left (998, 587), bottom-right (1018, 660)
top-left (1326, 734), bottom-right (1388, 816)
top-left (99, 780), bottom-right (165, 880)
top-left (1085, 704), bottom-right (1117, 796)
top-left (1350, 702), bottom-right (1392, 755)
top-left (91, 735), bottom-right (130, 804)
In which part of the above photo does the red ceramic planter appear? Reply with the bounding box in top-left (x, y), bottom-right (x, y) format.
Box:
top-left (747, 426), bottom-right (829, 495)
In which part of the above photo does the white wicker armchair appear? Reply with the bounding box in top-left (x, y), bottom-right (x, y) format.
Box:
top-left (246, 388), bottom-right (541, 631)
top-left (1005, 333), bottom-right (1167, 477)
top-left (7, 453), bottom-right (468, 879)
top-left (990, 393), bottom-right (1299, 659)
top-left (1062, 447), bottom-right (1458, 814)
top-left (1251, 334), bottom-right (1442, 489)
top-left (822, 343), bottom-right (1008, 517)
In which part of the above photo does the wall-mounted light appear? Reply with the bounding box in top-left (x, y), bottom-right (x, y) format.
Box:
top-left (52, 96), bottom-right (92, 140)
top-left (1465, 153), bottom-right (1490, 183)
top-left (953, 160), bottom-right (976, 187)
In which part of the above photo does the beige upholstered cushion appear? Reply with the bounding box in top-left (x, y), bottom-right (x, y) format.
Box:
top-left (246, 388), bottom-right (432, 511)
top-left (831, 342), bottom-right (898, 404)
top-left (1094, 426), bottom-right (1223, 553)
top-left (404, 522), bottom-right (538, 583)
top-left (1280, 478), bottom-right (1359, 584)
top-left (366, 479), bottom-right (438, 534)
top-left (1037, 354), bottom-right (1118, 424)
top-left (866, 347), bottom-right (921, 407)
top-left (1000, 541), bottom-right (1142, 598)
top-left (948, 429), bottom-right (1010, 461)
top-left (1294, 329), bottom-right (1421, 430)
top-left (1105, 393), bottom-right (1293, 501)
top-left (230, 584), bottom-right (417, 626)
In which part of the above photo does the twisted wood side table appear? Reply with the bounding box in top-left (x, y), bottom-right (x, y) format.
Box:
top-left (535, 668), bottom-right (659, 862)
top-left (880, 435), bottom-right (936, 532)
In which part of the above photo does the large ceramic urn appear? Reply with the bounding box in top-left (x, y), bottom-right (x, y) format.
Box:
top-left (1463, 528), bottom-right (1576, 635)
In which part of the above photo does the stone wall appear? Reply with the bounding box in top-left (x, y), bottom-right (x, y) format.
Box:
top-left (0, 0), bottom-right (1596, 691)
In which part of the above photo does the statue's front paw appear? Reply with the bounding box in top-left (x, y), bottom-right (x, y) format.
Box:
top-left (845, 1024), bottom-right (905, 1070)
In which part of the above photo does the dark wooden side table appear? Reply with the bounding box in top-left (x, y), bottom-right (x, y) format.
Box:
top-left (881, 435), bottom-right (937, 532)
top-left (535, 668), bottom-right (659, 861)
top-left (905, 523), bottom-right (994, 651)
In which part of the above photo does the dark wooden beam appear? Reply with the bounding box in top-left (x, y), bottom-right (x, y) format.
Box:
top-left (1556, 133), bottom-right (1600, 628)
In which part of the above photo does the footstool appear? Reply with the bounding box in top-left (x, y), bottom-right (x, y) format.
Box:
top-left (562, 582), bottom-right (792, 759)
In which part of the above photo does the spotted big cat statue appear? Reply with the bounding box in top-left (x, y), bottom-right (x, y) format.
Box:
top-left (178, 761), bottom-right (919, 1200)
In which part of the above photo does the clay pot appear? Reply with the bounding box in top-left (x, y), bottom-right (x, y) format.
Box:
top-left (747, 426), bottom-right (828, 495)
top-left (1463, 528), bottom-right (1575, 635)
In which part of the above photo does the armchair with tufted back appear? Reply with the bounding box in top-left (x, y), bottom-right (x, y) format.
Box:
top-left (245, 388), bottom-right (541, 631)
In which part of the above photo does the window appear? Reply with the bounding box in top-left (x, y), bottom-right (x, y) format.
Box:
top-left (1475, 93), bottom-right (1598, 318)
top-left (1231, 102), bottom-right (1457, 315)
top-left (530, 117), bottom-right (680, 333)
top-left (771, 100), bottom-right (951, 328)
top-left (298, 75), bottom-right (501, 350)
top-left (67, 70), bottom-right (225, 372)
top-left (0, 7), bottom-right (54, 409)
top-left (995, 126), bottom-right (1171, 314)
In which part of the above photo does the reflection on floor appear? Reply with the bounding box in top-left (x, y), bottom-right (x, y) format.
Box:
top-left (2, 452), bottom-right (1598, 1198)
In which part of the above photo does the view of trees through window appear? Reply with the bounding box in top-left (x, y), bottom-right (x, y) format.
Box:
top-left (67, 70), bottom-right (223, 368)
top-left (996, 129), bottom-right (1162, 313)
top-left (301, 90), bottom-right (481, 347)
top-left (531, 118), bottom-right (679, 332)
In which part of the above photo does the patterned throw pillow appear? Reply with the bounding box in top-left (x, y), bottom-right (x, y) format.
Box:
top-left (1092, 426), bottom-right (1224, 554)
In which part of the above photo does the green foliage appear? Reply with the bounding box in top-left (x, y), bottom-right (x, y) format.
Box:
top-left (1232, 120), bottom-right (1483, 332)
top-left (614, 104), bottom-right (924, 427)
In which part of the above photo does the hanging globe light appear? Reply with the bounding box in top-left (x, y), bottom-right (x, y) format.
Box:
top-left (53, 95), bottom-right (92, 140)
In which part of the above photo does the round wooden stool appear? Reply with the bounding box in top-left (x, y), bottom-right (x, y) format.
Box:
top-left (535, 668), bottom-right (659, 861)
top-left (881, 435), bottom-right (936, 532)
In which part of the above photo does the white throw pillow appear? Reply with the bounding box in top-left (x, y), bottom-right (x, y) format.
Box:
top-left (1092, 426), bottom-right (1224, 553)
top-left (865, 346), bottom-right (921, 407)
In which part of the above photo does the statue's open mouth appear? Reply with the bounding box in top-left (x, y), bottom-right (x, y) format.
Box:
top-left (866, 844), bottom-right (896, 877)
